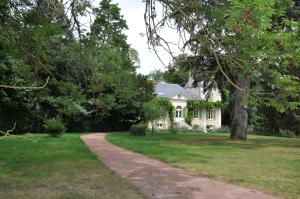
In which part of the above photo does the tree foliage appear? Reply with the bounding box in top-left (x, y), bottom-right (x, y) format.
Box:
top-left (152, 98), bottom-right (175, 124)
top-left (145, 0), bottom-right (300, 140)
top-left (0, 0), bottom-right (154, 133)
top-left (144, 100), bottom-right (169, 133)
top-left (149, 54), bottom-right (189, 87)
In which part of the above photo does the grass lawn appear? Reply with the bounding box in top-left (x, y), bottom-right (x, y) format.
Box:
top-left (107, 132), bottom-right (300, 199)
top-left (0, 134), bottom-right (143, 199)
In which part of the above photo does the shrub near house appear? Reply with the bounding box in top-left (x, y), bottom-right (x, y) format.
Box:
top-left (130, 123), bottom-right (147, 136)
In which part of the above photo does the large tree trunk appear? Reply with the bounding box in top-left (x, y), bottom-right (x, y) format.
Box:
top-left (151, 122), bottom-right (154, 134)
top-left (230, 75), bottom-right (250, 140)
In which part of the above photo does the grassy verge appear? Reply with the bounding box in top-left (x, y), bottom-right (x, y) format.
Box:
top-left (107, 132), bottom-right (300, 199)
top-left (0, 134), bottom-right (143, 199)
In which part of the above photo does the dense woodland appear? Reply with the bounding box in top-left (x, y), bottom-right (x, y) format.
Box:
top-left (0, 0), bottom-right (154, 133)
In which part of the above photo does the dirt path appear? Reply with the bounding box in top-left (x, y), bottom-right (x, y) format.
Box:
top-left (81, 133), bottom-right (281, 199)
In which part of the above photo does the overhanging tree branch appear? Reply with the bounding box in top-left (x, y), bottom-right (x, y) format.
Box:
top-left (0, 76), bottom-right (49, 90)
top-left (0, 122), bottom-right (16, 136)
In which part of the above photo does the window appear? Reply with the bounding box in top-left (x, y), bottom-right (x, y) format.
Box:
top-left (155, 118), bottom-right (163, 128)
top-left (207, 109), bottom-right (216, 120)
top-left (193, 109), bottom-right (199, 118)
top-left (156, 123), bottom-right (163, 128)
top-left (207, 125), bottom-right (215, 130)
top-left (176, 106), bottom-right (182, 118)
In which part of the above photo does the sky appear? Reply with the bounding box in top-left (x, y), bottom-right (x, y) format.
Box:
top-left (110, 0), bottom-right (184, 75)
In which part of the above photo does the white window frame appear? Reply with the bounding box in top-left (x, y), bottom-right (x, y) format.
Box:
top-left (207, 109), bottom-right (216, 120)
top-left (155, 118), bottom-right (164, 128)
top-left (193, 109), bottom-right (199, 118)
top-left (176, 106), bottom-right (182, 118)
top-left (156, 123), bottom-right (163, 128)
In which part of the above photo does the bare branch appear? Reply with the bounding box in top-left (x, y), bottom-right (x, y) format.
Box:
top-left (0, 122), bottom-right (17, 136)
top-left (145, 1), bottom-right (244, 90)
top-left (0, 122), bottom-right (40, 142)
top-left (0, 77), bottom-right (49, 90)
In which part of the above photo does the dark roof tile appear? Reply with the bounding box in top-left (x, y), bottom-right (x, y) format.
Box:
top-left (154, 81), bottom-right (200, 100)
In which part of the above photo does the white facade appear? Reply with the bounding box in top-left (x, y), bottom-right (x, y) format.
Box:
top-left (153, 80), bottom-right (222, 132)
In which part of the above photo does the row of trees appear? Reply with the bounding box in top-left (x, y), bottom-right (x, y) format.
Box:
top-left (0, 0), bottom-right (154, 133)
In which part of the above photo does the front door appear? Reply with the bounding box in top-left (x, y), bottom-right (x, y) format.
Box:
top-left (175, 106), bottom-right (184, 123)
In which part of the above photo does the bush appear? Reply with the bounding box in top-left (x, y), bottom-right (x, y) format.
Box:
top-left (192, 124), bottom-right (200, 130)
top-left (43, 118), bottom-right (66, 137)
top-left (169, 127), bottom-right (178, 134)
top-left (130, 123), bottom-right (147, 136)
top-left (184, 114), bottom-right (192, 125)
top-left (278, 129), bottom-right (296, 138)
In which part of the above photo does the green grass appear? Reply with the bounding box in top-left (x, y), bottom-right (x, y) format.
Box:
top-left (0, 134), bottom-right (143, 199)
top-left (107, 132), bottom-right (300, 199)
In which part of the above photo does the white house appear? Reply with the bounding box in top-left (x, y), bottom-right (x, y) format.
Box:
top-left (153, 76), bottom-right (222, 132)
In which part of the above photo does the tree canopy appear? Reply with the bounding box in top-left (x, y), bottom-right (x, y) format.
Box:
top-left (145, 0), bottom-right (300, 140)
top-left (0, 0), bottom-right (154, 133)
top-left (149, 54), bottom-right (189, 87)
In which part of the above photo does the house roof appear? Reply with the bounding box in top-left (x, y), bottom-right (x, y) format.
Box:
top-left (154, 81), bottom-right (200, 100)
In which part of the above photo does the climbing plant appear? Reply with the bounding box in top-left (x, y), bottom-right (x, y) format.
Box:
top-left (187, 100), bottom-right (223, 110)
top-left (152, 98), bottom-right (175, 125)
top-left (184, 111), bottom-right (193, 125)
top-left (185, 99), bottom-right (227, 125)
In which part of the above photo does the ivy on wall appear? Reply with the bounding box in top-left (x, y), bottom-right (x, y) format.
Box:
top-left (185, 99), bottom-right (227, 125)
top-left (187, 100), bottom-right (224, 110)
top-left (152, 98), bottom-right (175, 125)
top-left (185, 113), bottom-right (193, 125)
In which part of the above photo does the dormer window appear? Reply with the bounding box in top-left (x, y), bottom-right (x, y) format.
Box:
top-left (177, 94), bottom-right (181, 98)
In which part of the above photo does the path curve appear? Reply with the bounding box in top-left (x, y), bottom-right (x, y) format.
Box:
top-left (81, 133), bottom-right (281, 199)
